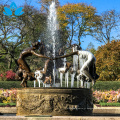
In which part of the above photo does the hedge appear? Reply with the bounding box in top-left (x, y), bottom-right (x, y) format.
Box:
top-left (0, 81), bottom-right (120, 90)
top-left (0, 81), bottom-right (34, 89)
top-left (93, 81), bottom-right (120, 91)
top-left (99, 102), bottom-right (120, 106)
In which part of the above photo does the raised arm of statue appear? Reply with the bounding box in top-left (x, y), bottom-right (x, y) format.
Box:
top-left (40, 59), bottom-right (50, 74)
top-left (31, 50), bottom-right (50, 59)
top-left (54, 51), bottom-right (78, 59)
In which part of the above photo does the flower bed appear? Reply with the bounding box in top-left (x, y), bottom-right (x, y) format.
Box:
top-left (93, 89), bottom-right (120, 104)
top-left (0, 88), bottom-right (120, 107)
top-left (0, 88), bottom-right (17, 105)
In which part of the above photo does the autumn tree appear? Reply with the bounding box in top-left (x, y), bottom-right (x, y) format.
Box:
top-left (95, 40), bottom-right (120, 81)
top-left (57, 3), bottom-right (100, 46)
top-left (92, 10), bottom-right (120, 44)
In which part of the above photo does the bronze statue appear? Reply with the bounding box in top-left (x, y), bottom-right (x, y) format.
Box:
top-left (16, 42), bottom-right (51, 87)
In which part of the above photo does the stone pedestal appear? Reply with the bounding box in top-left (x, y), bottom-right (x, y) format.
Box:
top-left (16, 88), bottom-right (93, 116)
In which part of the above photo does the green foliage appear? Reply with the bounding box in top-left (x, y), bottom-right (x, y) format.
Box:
top-left (93, 81), bottom-right (120, 91)
top-left (0, 81), bottom-right (120, 90)
top-left (0, 80), bottom-right (76, 89)
top-left (99, 102), bottom-right (120, 106)
top-left (0, 81), bottom-right (34, 89)
top-left (0, 4), bottom-right (47, 72)
top-left (0, 102), bottom-right (16, 106)
top-left (95, 40), bottom-right (120, 81)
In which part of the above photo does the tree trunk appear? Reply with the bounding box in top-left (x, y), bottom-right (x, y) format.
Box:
top-left (8, 57), bottom-right (12, 69)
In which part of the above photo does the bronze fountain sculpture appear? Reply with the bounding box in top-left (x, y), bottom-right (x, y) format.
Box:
top-left (16, 1), bottom-right (99, 116)
top-left (16, 42), bottom-right (99, 116)
top-left (15, 42), bottom-right (99, 88)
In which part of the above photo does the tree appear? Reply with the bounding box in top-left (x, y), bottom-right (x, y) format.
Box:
top-left (38, 0), bottom-right (60, 13)
top-left (0, 4), bottom-right (47, 71)
top-left (20, 4), bottom-right (47, 43)
top-left (57, 3), bottom-right (100, 46)
top-left (86, 42), bottom-right (96, 55)
top-left (95, 40), bottom-right (120, 81)
top-left (92, 10), bottom-right (120, 44)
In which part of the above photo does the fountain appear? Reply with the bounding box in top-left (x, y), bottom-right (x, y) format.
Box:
top-left (47, 1), bottom-right (57, 86)
top-left (16, 1), bottom-right (99, 116)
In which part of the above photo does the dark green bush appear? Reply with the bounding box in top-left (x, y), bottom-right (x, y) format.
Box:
top-left (99, 102), bottom-right (120, 106)
top-left (0, 81), bottom-right (34, 89)
top-left (93, 81), bottom-right (120, 91)
top-left (0, 81), bottom-right (120, 90)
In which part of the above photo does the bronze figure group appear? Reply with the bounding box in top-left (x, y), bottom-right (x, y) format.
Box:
top-left (15, 42), bottom-right (99, 87)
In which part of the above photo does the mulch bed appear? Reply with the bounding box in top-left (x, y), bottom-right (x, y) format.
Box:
top-left (0, 105), bottom-right (16, 107)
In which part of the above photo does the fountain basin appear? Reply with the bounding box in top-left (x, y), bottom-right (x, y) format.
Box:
top-left (16, 88), bottom-right (93, 116)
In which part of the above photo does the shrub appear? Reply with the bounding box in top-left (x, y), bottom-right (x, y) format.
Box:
top-left (0, 70), bottom-right (16, 81)
top-left (0, 81), bottom-right (34, 89)
top-left (6, 70), bottom-right (15, 81)
top-left (93, 81), bottom-right (120, 91)
top-left (99, 102), bottom-right (120, 106)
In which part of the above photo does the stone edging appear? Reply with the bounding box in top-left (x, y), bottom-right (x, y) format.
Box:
top-left (0, 107), bottom-right (16, 113)
top-left (0, 106), bottom-right (120, 114)
top-left (0, 116), bottom-right (120, 120)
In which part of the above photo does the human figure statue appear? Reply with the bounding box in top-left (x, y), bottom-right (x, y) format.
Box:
top-left (55, 45), bottom-right (99, 86)
top-left (16, 42), bottom-right (50, 87)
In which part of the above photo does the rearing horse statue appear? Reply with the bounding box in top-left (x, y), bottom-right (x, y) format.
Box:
top-left (15, 42), bottom-right (50, 87)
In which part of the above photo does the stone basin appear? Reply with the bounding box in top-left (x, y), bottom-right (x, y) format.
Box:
top-left (16, 88), bottom-right (93, 116)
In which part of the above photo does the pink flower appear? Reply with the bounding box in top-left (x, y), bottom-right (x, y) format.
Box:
top-left (0, 74), bottom-right (3, 77)
top-left (5, 70), bottom-right (15, 80)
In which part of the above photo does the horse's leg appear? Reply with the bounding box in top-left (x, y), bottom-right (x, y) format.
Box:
top-left (25, 81), bottom-right (28, 87)
top-left (20, 72), bottom-right (27, 87)
top-left (23, 81), bottom-right (26, 87)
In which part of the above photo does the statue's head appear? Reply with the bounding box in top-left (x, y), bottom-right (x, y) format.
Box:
top-left (72, 44), bottom-right (82, 52)
top-left (32, 42), bottom-right (42, 50)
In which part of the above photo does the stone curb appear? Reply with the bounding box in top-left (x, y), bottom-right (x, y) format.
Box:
top-left (0, 116), bottom-right (120, 120)
top-left (0, 107), bottom-right (16, 113)
top-left (1, 106), bottom-right (120, 114)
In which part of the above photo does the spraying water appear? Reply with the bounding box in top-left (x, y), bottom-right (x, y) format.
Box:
top-left (47, 1), bottom-right (58, 85)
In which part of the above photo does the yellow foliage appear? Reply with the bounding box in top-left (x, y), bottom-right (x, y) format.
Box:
top-left (57, 3), bottom-right (97, 29)
top-left (95, 40), bottom-right (120, 81)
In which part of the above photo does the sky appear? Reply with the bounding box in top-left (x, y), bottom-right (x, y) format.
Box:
top-left (1, 0), bottom-right (120, 50)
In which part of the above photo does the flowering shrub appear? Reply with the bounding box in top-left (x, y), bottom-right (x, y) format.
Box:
top-left (93, 89), bottom-right (120, 103)
top-left (0, 88), bottom-right (17, 103)
top-left (0, 70), bottom-right (15, 81)
top-left (6, 70), bottom-right (15, 80)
